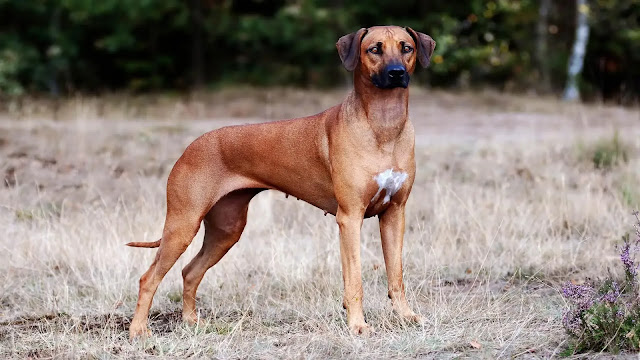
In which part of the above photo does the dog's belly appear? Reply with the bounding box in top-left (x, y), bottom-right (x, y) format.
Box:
top-left (269, 178), bottom-right (339, 216)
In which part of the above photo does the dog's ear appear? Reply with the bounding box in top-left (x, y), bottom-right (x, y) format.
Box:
top-left (405, 27), bottom-right (436, 68)
top-left (336, 28), bottom-right (368, 72)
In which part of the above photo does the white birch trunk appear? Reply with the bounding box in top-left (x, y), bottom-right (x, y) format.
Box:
top-left (563, 0), bottom-right (591, 101)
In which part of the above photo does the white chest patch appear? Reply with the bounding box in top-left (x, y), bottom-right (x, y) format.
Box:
top-left (371, 169), bottom-right (408, 204)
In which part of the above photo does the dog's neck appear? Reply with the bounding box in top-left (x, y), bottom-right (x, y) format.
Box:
top-left (353, 72), bottom-right (409, 144)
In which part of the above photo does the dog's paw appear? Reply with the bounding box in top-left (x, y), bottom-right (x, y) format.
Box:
top-left (392, 302), bottom-right (424, 325)
top-left (349, 322), bottom-right (375, 336)
top-left (402, 312), bottom-right (424, 325)
top-left (129, 323), bottom-right (152, 341)
top-left (182, 313), bottom-right (199, 325)
top-left (183, 317), bottom-right (212, 332)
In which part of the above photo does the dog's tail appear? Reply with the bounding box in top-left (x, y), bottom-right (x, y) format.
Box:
top-left (126, 238), bottom-right (161, 248)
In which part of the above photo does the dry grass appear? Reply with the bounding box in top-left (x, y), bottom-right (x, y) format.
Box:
top-left (1, 88), bottom-right (639, 358)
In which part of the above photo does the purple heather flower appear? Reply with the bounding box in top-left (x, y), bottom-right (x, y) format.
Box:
top-left (562, 282), bottom-right (596, 309)
top-left (618, 234), bottom-right (639, 277)
top-left (562, 309), bottom-right (583, 335)
top-left (617, 212), bottom-right (640, 269)
top-left (601, 282), bottom-right (621, 303)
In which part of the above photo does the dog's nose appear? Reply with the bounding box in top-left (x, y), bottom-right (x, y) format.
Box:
top-left (387, 65), bottom-right (406, 79)
top-left (372, 64), bottom-right (410, 89)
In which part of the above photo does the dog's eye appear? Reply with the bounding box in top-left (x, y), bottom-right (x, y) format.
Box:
top-left (368, 46), bottom-right (381, 54)
top-left (402, 45), bottom-right (413, 54)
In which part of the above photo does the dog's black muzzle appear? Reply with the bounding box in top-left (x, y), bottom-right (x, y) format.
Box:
top-left (371, 64), bottom-right (410, 89)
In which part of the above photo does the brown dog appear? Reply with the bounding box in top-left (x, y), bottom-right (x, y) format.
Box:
top-left (127, 25), bottom-right (435, 339)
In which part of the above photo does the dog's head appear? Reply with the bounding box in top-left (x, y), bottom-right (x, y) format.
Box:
top-left (336, 26), bottom-right (436, 89)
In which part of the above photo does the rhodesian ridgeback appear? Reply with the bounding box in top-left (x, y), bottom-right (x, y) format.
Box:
top-left (127, 25), bottom-right (436, 339)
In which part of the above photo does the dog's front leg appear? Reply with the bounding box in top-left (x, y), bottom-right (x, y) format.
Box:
top-left (336, 206), bottom-right (373, 335)
top-left (379, 202), bottom-right (422, 323)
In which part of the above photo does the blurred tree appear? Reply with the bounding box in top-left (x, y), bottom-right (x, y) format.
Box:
top-left (536, 0), bottom-right (552, 92)
top-left (564, 0), bottom-right (591, 101)
top-left (583, 0), bottom-right (640, 103)
top-left (190, 0), bottom-right (205, 88)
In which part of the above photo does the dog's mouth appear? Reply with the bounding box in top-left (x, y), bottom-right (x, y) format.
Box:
top-left (371, 73), bottom-right (410, 89)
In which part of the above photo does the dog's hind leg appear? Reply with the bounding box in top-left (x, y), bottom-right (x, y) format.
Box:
top-left (181, 188), bottom-right (261, 324)
top-left (129, 212), bottom-right (202, 339)
top-left (129, 203), bottom-right (205, 339)
top-left (129, 162), bottom-right (222, 339)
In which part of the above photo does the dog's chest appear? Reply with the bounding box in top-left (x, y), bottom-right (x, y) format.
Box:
top-left (369, 168), bottom-right (408, 205)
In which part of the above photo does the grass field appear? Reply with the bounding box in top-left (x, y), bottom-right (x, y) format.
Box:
top-left (1, 88), bottom-right (639, 358)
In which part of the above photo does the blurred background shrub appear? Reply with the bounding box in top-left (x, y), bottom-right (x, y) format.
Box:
top-left (0, 0), bottom-right (638, 102)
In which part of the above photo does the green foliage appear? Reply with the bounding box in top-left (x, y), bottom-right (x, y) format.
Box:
top-left (621, 183), bottom-right (640, 208)
top-left (576, 132), bottom-right (630, 170)
top-left (423, 1), bottom-right (537, 87)
top-left (0, 46), bottom-right (27, 95)
top-left (167, 291), bottom-right (182, 303)
top-left (562, 301), bottom-right (640, 355)
top-left (591, 132), bottom-right (629, 169)
top-left (0, 0), bottom-right (639, 96)
top-left (0, 0), bottom-right (191, 93)
top-left (583, 0), bottom-right (640, 101)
